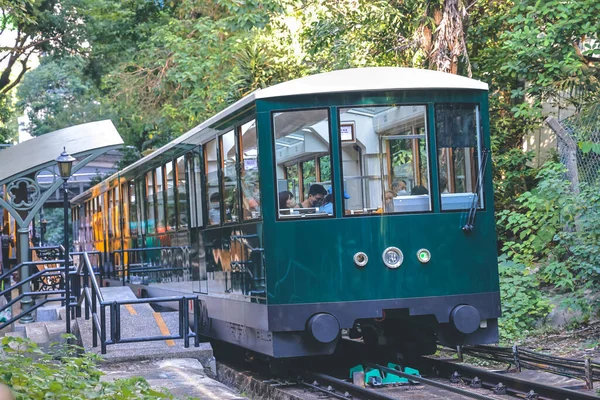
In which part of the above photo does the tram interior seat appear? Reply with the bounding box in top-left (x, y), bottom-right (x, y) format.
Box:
top-left (393, 195), bottom-right (429, 212)
top-left (440, 192), bottom-right (476, 210)
top-left (279, 207), bottom-right (320, 217)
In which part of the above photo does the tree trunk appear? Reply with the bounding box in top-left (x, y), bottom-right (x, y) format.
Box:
top-left (545, 116), bottom-right (580, 193)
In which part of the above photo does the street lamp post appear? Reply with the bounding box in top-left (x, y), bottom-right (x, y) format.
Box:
top-left (40, 214), bottom-right (47, 247)
top-left (56, 147), bottom-right (75, 334)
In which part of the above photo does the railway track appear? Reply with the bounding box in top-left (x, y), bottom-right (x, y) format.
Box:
top-left (214, 339), bottom-right (599, 399)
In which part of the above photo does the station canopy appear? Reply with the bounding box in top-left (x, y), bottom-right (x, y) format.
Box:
top-left (0, 120), bottom-right (123, 185)
top-left (0, 120), bottom-right (124, 233)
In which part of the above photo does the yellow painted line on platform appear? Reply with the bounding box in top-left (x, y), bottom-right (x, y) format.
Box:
top-left (125, 304), bottom-right (137, 315)
top-left (153, 312), bottom-right (175, 346)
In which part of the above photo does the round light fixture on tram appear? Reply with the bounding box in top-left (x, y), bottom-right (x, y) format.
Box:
top-left (417, 248), bottom-right (431, 264)
top-left (353, 252), bottom-right (368, 267)
top-left (382, 247), bottom-right (403, 269)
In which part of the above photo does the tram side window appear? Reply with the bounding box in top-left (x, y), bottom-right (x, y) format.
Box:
top-left (240, 119), bottom-right (260, 220)
top-left (166, 161), bottom-right (176, 230)
top-left (146, 171), bottom-right (156, 234)
top-left (121, 183), bottom-right (130, 237)
top-left (114, 187), bottom-right (121, 238)
top-left (156, 166), bottom-right (166, 233)
top-left (221, 130), bottom-right (238, 223)
top-left (205, 139), bottom-right (220, 225)
top-left (137, 179), bottom-right (146, 235)
top-left (273, 109), bottom-right (333, 218)
top-left (176, 156), bottom-right (188, 229)
top-left (107, 190), bottom-right (113, 236)
top-left (435, 104), bottom-right (483, 211)
top-left (129, 180), bottom-right (138, 235)
top-left (188, 149), bottom-right (204, 228)
top-left (339, 105), bottom-right (431, 215)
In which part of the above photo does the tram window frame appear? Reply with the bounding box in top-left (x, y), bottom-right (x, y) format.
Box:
top-left (121, 182), bottom-right (130, 238)
top-left (434, 103), bottom-right (485, 212)
top-left (188, 148), bottom-right (205, 228)
top-left (337, 104), bottom-right (432, 216)
top-left (176, 155), bottom-right (189, 230)
top-left (220, 129), bottom-right (239, 224)
top-left (114, 186), bottom-right (121, 238)
top-left (128, 180), bottom-right (138, 236)
top-left (165, 160), bottom-right (176, 231)
top-left (239, 118), bottom-right (261, 221)
top-left (204, 138), bottom-right (221, 226)
top-left (272, 108), bottom-right (334, 220)
top-left (107, 190), bottom-right (113, 237)
top-left (156, 165), bottom-right (166, 233)
top-left (145, 170), bottom-right (156, 235)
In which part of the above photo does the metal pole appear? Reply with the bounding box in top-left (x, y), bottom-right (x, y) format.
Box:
top-left (18, 226), bottom-right (34, 323)
top-left (63, 180), bottom-right (71, 334)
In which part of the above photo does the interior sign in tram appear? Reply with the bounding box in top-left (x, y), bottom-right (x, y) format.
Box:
top-left (72, 67), bottom-right (500, 358)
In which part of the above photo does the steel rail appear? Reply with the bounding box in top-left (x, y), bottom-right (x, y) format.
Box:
top-left (301, 371), bottom-right (399, 400)
top-left (422, 357), bottom-right (599, 400)
top-left (363, 362), bottom-right (496, 400)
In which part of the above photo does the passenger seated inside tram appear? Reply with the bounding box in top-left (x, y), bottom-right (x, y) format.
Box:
top-left (209, 192), bottom-right (221, 224)
top-left (278, 190), bottom-right (299, 210)
top-left (411, 185), bottom-right (429, 195)
top-left (384, 190), bottom-right (395, 212)
top-left (301, 184), bottom-right (327, 208)
top-left (319, 187), bottom-right (350, 214)
top-left (392, 180), bottom-right (407, 196)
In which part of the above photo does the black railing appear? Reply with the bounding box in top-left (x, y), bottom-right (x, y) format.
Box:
top-left (111, 246), bottom-right (190, 286)
top-left (0, 247), bottom-right (201, 355)
top-left (0, 258), bottom-right (76, 331)
top-left (77, 249), bottom-right (201, 354)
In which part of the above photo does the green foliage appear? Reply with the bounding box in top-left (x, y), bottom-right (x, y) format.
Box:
top-left (0, 335), bottom-right (171, 399)
top-left (497, 161), bottom-right (600, 331)
top-left (498, 255), bottom-right (552, 341)
top-left (16, 55), bottom-right (111, 136)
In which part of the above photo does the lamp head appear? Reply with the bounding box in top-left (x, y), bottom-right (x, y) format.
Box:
top-left (56, 147), bottom-right (76, 179)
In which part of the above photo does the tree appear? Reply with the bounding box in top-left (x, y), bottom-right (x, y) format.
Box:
top-left (0, 0), bottom-right (84, 95)
top-left (16, 55), bottom-right (110, 136)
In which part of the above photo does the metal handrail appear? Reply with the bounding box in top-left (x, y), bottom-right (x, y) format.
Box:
top-left (111, 246), bottom-right (190, 285)
top-left (0, 258), bottom-right (75, 331)
top-left (77, 250), bottom-right (201, 354)
top-left (78, 252), bottom-right (105, 351)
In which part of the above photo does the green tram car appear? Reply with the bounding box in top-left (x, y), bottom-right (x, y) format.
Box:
top-left (72, 67), bottom-right (501, 358)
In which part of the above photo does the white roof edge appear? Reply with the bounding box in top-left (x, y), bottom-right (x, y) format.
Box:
top-left (118, 92), bottom-right (258, 177)
top-left (256, 67), bottom-right (488, 99)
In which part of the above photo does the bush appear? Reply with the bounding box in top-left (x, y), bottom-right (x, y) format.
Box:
top-left (0, 336), bottom-right (172, 400)
top-left (498, 255), bottom-right (552, 341)
top-left (496, 161), bottom-right (600, 335)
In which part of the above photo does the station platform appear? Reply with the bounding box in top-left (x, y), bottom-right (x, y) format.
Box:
top-left (76, 286), bottom-right (213, 364)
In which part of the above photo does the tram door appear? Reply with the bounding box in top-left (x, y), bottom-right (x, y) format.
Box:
top-left (188, 150), bottom-right (208, 294)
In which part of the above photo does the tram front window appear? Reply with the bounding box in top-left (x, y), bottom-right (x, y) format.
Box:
top-left (435, 104), bottom-right (483, 211)
top-left (273, 109), bottom-right (333, 218)
top-left (339, 105), bottom-right (431, 215)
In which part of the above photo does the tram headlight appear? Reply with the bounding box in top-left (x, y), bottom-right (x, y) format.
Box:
top-left (382, 247), bottom-right (403, 269)
top-left (417, 248), bottom-right (431, 264)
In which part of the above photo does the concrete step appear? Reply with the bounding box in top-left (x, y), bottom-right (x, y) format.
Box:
top-left (36, 306), bottom-right (60, 322)
top-left (4, 330), bottom-right (26, 339)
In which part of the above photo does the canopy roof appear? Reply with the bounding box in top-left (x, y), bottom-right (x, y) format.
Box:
top-left (0, 120), bottom-right (123, 185)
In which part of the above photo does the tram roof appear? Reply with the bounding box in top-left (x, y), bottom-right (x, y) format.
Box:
top-left (73, 67), bottom-right (488, 202)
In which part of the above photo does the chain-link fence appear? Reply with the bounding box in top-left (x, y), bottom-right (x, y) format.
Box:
top-left (546, 104), bottom-right (600, 191)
